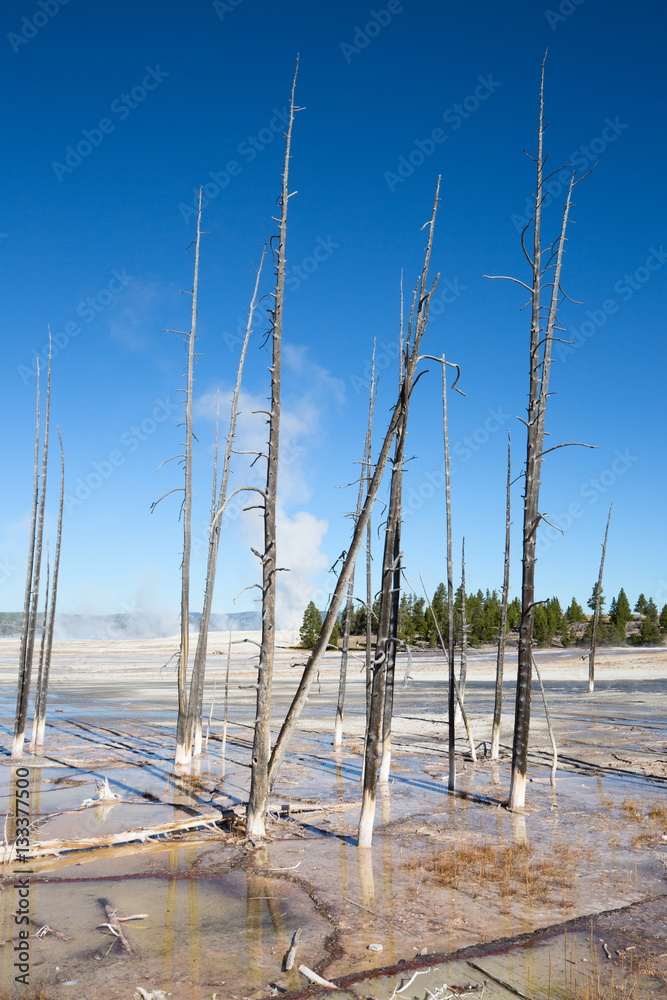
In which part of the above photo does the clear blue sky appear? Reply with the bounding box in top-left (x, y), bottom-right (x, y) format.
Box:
top-left (1, 0), bottom-right (665, 625)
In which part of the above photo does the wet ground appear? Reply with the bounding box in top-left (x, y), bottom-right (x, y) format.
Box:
top-left (0, 638), bottom-right (665, 999)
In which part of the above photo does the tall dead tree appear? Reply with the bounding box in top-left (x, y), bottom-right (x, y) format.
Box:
top-left (420, 354), bottom-right (460, 790)
top-left (32, 430), bottom-right (64, 749)
top-left (364, 358), bottom-right (376, 721)
top-left (358, 182), bottom-right (441, 847)
top-left (588, 503), bottom-right (612, 693)
top-left (184, 252), bottom-right (265, 761)
top-left (174, 189), bottom-right (203, 768)
top-left (267, 181), bottom-right (442, 809)
top-left (491, 432), bottom-right (511, 759)
top-left (13, 336), bottom-right (51, 758)
top-left (458, 537), bottom-right (468, 708)
top-left (245, 65), bottom-right (299, 838)
top-left (488, 58), bottom-right (583, 810)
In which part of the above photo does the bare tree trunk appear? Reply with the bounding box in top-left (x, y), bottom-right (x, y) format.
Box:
top-left (269, 188), bottom-right (442, 806)
top-left (30, 540), bottom-right (49, 751)
top-left (505, 60), bottom-right (576, 810)
top-left (185, 252), bottom-right (265, 761)
top-left (335, 370), bottom-right (374, 748)
top-left (588, 503), bottom-right (612, 693)
top-left (245, 67), bottom-right (298, 838)
top-left (14, 336), bottom-right (51, 758)
top-left (442, 357), bottom-right (456, 791)
top-left (357, 182), bottom-right (441, 847)
top-left (421, 574), bottom-right (476, 762)
top-left (491, 432), bottom-right (511, 759)
top-left (15, 362), bottom-right (40, 755)
top-left (34, 429), bottom-right (64, 750)
top-left (175, 190), bottom-right (203, 768)
top-left (364, 354), bottom-right (376, 722)
top-left (532, 655), bottom-right (557, 786)
top-left (458, 537), bottom-right (468, 705)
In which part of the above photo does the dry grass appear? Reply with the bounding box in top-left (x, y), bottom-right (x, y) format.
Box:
top-left (620, 795), bottom-right (667, 847)
top-left (407, 838), bottom-right (590, 906)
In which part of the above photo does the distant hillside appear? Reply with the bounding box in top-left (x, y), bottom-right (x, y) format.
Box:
top-left (0, 610), bottom-right (262, 640)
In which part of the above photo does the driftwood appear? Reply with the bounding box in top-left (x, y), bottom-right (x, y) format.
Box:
top-left (284, 927), bottom-right (302, 970)
top-left (100, 904), bottom-right (134, 953)
top-left (16, 810), bottom-right (225, 861)
top-left (278, 800), bottom-right (359, 818)
top-left (298, 965), bottom-right (338, 989)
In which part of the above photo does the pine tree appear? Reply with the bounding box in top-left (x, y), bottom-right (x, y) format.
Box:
top-left (560, 614), bottom-right (571, 646)
top-left (615, 588), bottom-right (632, 625)
top-left (634, 613), bottom-right (662, 646)
top-left (533, 604), bottom-right (550, 646)
top-left (660, 604), bottom-right (667, 631)
top-left (635, 593), bottom-right (649, 614)
top-left (351, 604), bottom-right (367, 635)
top-left (588, 582), bottom-right (605, 612)
top-left (330, 618), bottom-right (341, 648)
top-left (300, 601), bottom-right (322, 648)
top-left (645, 597), bottom-right (659, 621)
top-left (566, 597), bottom-right (586, 623)
top-left (507, 597), bottom-right (521, 630)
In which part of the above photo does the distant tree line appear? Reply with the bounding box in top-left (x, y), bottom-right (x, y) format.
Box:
top-left (300, 585), bottom-right (667, 649)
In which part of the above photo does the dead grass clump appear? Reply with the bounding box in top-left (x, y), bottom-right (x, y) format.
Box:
top-left (407, 839), bottom-right (587, 905)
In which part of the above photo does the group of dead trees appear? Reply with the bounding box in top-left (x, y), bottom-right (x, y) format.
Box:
top-left (13, 335), bottom-right (65, 759)
top-left (156, 56), bottom-right (603, 843)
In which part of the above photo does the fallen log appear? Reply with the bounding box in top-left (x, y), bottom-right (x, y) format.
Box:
top-left (100, 904), bottom-right (133, 954)
top-left (15, 809), bottom-right (229, 862)
top-left (284, 927), bottom-right (302, 970)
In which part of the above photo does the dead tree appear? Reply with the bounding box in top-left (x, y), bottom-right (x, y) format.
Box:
top-left (491, 432), bottom-right (511, 759)
top-left (30, 540), bottom-right (49, 749)
top-left (267, 181), bottom-right (442, 811)
top-left (420, 354), bottom-right (461, 790)
top-left (245, 65), bottom-right (299, 838)
top-left (184, 251), bottom-right (265, 761)
top-left (364, 353), bottom-right (377, 721)
top-left (421, 573), bottom-right (476, 762)
top-left (13, 336), bottom-right (51, 758)
top-left (358, 182), bottom-right (441, 846)
top-left (33, 430), bottom-right (64, 750)
top-left (334, 370), bottom-right (374, 748)
top-left (588, 503), bottom-right (612, 693)
top-left (487, 58), bottom-right (584, 810)
top-left (458, 537), bottom-right (468, 707)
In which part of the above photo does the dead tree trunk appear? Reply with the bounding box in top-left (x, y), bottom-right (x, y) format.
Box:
top-left (268, 183), bottom-right (442, 803)
top-left (30, 540), bottom-right (49, 750)
top-left (174, 190), bottom-right (203, 768)
top-left (245, 66), bottom-right (298, 838)
top-left (34, 430), bottom-right (64, 750)
top-left (495, 59), bottom-right (578, 810)
top-left (458, 537), bottom-right (468, 707)
top-left (588, 503), bottom-right (612, 694)
top-left (491, 432), bottom-right (511, 760)
top-left (13, 337), bottom-right (51, 758)
top-left (418, 354), bottom-right (464, 787)
top-left (185, 252), bottom-right (265, 761)
top-left (358, 182), bottom-right (441, 847)
top-left (364, 360), bottom-right (376, 722)
top-left (15, 362), bottom-right (40, 756)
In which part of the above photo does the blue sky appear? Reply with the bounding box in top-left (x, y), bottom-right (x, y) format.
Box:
top-left (1, 0), bottom-right (665, 624)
